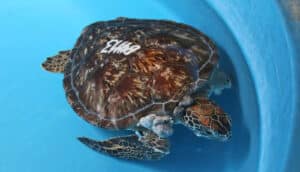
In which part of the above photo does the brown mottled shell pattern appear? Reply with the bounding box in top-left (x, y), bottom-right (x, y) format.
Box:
top-left (63, 18), bottom-right (218, 130)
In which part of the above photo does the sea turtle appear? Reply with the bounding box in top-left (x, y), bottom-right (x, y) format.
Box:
top-left (42, 17), bottom-right (232, 160)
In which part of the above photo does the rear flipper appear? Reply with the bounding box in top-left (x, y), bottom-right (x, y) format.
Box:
top-left (42, 50), bottom-right (71, 73)
top-left (78, 131), bottom-right (170, 160)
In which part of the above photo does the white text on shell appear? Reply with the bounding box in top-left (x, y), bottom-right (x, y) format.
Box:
top-left (100, 39), bottom-right (141, 56)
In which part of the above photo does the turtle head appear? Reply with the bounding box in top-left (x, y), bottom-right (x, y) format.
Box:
top-left (179, 98), bottom-right (232, 141)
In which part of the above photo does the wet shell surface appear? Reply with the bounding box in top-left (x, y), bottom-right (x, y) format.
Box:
top-left (63, 18), bottom-right (218, 130)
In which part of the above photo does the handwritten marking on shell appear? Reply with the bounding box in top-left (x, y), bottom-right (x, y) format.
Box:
top-left (101, 39), bottom-right (141, 56)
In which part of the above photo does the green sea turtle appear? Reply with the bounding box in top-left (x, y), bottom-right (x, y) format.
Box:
top-left (42, 17), bottom-right (232, 160)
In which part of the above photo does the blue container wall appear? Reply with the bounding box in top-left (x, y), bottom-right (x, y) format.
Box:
top-left (204, 1), bottom-right (297, 172)
top-left (278, 1), bottom-right (300, 172)
top-left (0, 0), bottom-right (298, 172)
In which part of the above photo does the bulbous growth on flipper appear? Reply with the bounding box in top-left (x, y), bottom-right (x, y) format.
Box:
top-left (137, 114), bottom-right (174, 138)
top-left (208, 69), bottom-right (232, 96)
top-left (194, 69), bottom-right (232, 97)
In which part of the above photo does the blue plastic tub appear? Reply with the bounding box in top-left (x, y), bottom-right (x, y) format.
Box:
top-left (0, 0), bottom-right (299, 172)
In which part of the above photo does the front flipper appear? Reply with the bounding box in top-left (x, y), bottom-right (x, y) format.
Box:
top-left (78, 131), bottom-right (170, 160)
top-left (208, 69), bottom-right (232, 96)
